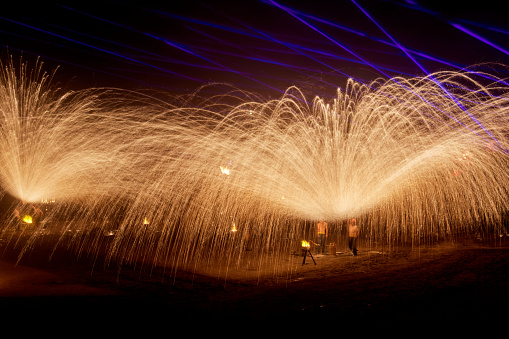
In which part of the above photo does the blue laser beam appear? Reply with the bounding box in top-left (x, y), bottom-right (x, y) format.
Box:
top-left (56, 6), bottom-right (292, 94)
top-left (351, 0), bottom-right (507, 153)
top-left (0, 16), bottom-right (201, 84)
top-left (151, 2), bottom-right (417, 85)
top-left (183, 25), bottom-right (341, 92)
top-left (450, 22), bottom-right (509, 56)
top-left (261, 0), bottom-right (459, 75)
top-left (145, 32), bottom-right (287, 95)
top-left (263, 0), bottom-right (392, 79)
top-left (154, 7), bottom-right (358, 85)
top-left (266, 0), bottom-right (509, 86)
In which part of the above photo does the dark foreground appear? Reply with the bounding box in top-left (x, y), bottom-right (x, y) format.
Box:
top-left (1, 237), bottom-right (508, 334)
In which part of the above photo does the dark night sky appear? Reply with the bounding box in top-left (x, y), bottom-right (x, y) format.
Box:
top-left (1, 0), bottom-right (509, 98)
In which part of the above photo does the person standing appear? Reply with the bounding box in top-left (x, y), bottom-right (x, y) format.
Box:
top-left (348, 218), bottom-right (360, 256)
top-left (317, 220), bottom-right (328, 254)
top-left (32, 204), bottom-right (44, 228)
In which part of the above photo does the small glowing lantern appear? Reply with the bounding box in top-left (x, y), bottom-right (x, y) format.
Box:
top-left (220, 166), bottom-right (230, 175)
top-left (143, 217), bottom-right (150, 225)
top-left (22, 215), bottom-right (33, 224)
top-left (301, 240), bottom-right (310, 249)
top-left (231, 222), bottom-right (237, 232)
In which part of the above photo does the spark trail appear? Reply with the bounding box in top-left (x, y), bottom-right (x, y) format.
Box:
top-left (1, 58), bottom-right (509, 276)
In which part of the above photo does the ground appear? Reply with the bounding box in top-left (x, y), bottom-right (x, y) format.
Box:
top-left (1, 235), bottom-right (508, 333)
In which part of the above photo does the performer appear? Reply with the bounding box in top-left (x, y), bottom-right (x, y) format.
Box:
top-left (316, 220), bottom-right (328, 254)
top-left (348, 218), bottom-right (360, 256)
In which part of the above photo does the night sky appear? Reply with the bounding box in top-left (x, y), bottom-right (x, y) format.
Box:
top-left (1, 0), bottom-right (509, 98)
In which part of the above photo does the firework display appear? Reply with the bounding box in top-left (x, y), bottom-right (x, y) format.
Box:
top-left (1, 58), bottom-right (509, 275)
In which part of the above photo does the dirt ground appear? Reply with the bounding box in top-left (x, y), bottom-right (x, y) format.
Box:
top-left (1, 235), bottom-right (508, 333)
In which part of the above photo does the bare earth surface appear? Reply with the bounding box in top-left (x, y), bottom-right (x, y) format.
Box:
top-left (1, 236), bottom-right (508, 334)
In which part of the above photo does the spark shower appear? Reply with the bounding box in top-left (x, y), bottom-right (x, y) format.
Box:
top-left (1, 59), bottom-right (509, 275)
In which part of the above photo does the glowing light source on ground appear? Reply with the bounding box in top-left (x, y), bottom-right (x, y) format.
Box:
top-left (220, 166), bottom-right (230, 175)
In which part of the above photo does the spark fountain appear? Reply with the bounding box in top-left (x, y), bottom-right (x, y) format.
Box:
top-left (1, 58), bottom-right (509, 279)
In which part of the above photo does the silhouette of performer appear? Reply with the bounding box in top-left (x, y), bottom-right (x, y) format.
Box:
top-left (316, 220), bottom-right (328, 254)
top-left (348, 218), bottom-right (360, 256)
